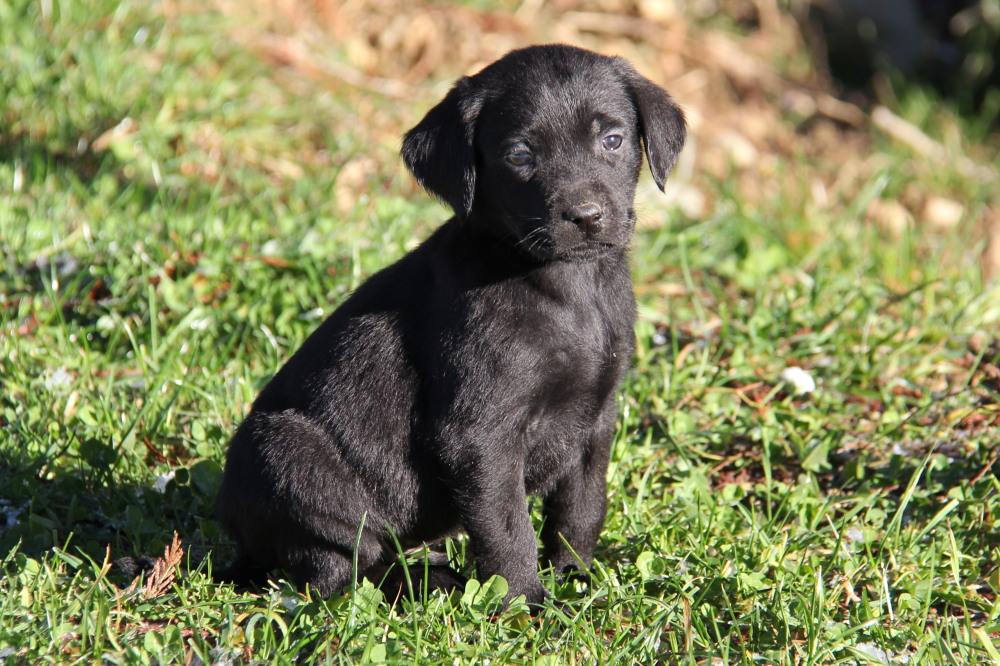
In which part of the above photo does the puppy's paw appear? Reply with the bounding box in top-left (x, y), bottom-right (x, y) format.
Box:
top-left (509, 582), bottom-right (550, 615)
top-left (546, 558), bottom-right (593, 586)
top-left (558, 567), bottom-right (592, 586)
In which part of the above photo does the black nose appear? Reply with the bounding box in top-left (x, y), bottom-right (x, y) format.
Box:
top-left (564, 203), bottom-right (603, 234)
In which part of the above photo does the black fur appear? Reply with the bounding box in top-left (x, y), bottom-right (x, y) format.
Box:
top-left (214, 44), bottom-right (686, 606)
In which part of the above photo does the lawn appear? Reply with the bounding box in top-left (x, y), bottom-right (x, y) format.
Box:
top-left (2, 0), bottom-right (999, 663)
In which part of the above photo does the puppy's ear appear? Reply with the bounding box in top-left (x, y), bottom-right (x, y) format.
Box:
top-left (401, 78), bottom-right (483, 219)
top-left (614, 61), bottom-right (687, 191)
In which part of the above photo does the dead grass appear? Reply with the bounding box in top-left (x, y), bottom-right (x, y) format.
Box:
top-left (122, 533), bottom-right (185, 599)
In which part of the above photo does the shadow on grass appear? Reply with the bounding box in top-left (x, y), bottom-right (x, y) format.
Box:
top-left (0, 446), bottom-right (224, 583)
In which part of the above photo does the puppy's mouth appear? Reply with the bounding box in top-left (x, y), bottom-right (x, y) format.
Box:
top-left (511, 226), bottom-right (557, 260)
top-left (557, 240), bottom-right (619, 262)
top-left (511, 224), bottom-right (623, 262)
top-left (508, 209), bottom-right (630, 262)
top-left (512, 230), bottom-right (613, 261)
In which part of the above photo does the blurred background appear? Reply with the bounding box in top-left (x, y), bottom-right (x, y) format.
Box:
top-left (3, 0), bottom-right (999, 284)
top-left (2, 6), bottom-right (1000, 659)
top-left (202, 0), bottom-right (1000, 279)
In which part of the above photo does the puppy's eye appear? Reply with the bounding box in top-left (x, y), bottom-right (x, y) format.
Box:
top-left (601, 134), bottom-right (623, 151)
top-left (505, 150), bottom-right (533, 167)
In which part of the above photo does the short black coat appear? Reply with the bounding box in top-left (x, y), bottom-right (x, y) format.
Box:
top-left (215, 44), bottom-right (686, 605)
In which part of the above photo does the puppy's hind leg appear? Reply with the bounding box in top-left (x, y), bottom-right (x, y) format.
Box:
top-left (219, 409), bottom-right (390, 597)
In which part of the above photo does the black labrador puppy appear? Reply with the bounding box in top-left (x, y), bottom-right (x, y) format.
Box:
top-left (215, 44), bottom-right (686, 606)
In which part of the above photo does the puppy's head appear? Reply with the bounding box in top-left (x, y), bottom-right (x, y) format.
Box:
top-left (402, 44), bottom-right (686, 262)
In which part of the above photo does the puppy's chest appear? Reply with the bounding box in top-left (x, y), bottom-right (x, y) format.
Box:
top-left (529, 310), bottom-right (628, 396)
top-left (519, 338), bottom-right (624, 491)
top-left (518, 299), bottom-right (631, 429)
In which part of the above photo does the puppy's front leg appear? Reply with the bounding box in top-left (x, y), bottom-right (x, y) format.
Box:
top-left (452, 454), bottom-right (549, 606)
top-left (541, 419), bottom-right (614, 578)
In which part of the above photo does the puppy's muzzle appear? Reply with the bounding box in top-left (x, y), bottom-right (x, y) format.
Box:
top-left (564, 202), bottom-right (603, 235)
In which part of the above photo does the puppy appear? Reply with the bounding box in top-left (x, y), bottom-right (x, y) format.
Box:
top-left (215, 44), bottom-right (686, 606)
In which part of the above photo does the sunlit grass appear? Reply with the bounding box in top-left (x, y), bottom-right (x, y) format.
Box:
top-left (2, 0), bottom-right (999, 663)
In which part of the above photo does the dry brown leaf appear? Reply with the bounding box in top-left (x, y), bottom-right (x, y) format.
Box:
top-left (867, 198), bottom-right (913, 237)
top-left (922, 196), bottom-right (965, 230)
top-left (92, 117), bottom-right (138, 152)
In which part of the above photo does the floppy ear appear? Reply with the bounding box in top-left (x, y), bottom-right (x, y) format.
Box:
top-left (401, 78), bottom-right (483, 219)
top-left (614, 61), bottom-right (687, 191)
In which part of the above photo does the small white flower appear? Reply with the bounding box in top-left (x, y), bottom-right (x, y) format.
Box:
top-left (845, 526), bottom-right (865, 543)
top-left (855, 641), bottom-right (892, 663)
top-left (44, 367), bottom-right (74, 390)
top-left (189, 317), bottom-right (212, 331)
top-left (208, 646), bottom-right (238, 666)
top-left (0, 500), bottom-right (23, 533)
top-left (152, 470), bottom-right (176, 494)
top-left (780, 366), bottom-right (816, 395)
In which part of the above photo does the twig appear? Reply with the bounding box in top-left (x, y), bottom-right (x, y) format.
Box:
top-left (236, 28), bottom-right (412, 99)
top-left (561, 11), bottom-right (669, 43)
top-left (871, 106), bottom-right (995, 183)
top-left (969, 450), bottom-right (1000, 485)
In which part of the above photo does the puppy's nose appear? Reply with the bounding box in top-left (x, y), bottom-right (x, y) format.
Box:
top-left (565, 203), bottom-right (603, 234)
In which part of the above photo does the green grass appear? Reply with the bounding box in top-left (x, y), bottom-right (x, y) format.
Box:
top-left (2, 0), bottom-right (1000, 663)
